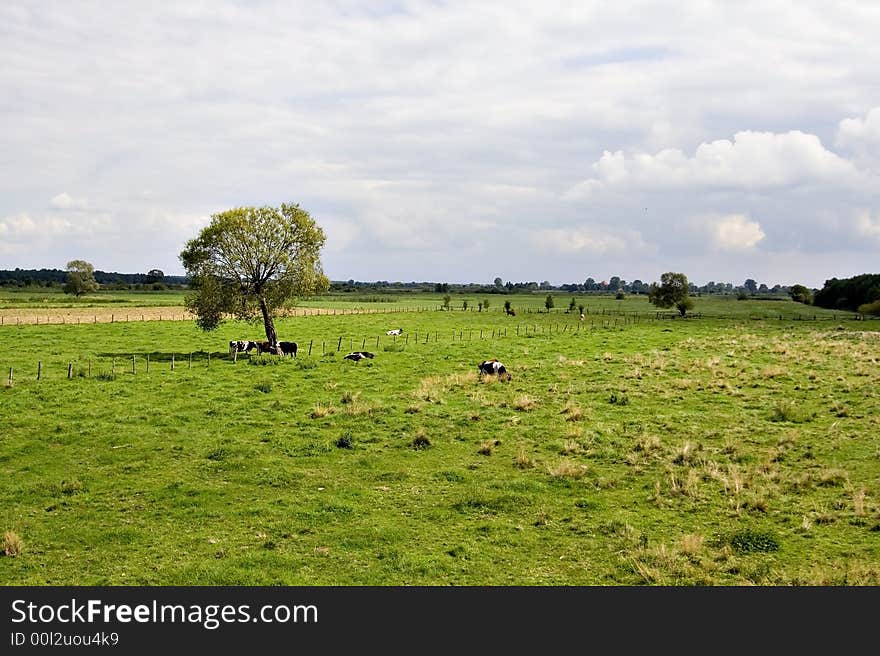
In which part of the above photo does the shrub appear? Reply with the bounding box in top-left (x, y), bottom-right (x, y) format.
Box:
top-left (254, 383), bottom-right (272, 394)
top-left (609, 392), bottom-right (629, 406)
top-left (729, 528), bottom-right (780, 553)
top-left (412, 432), bottom-right (431, 449)
top-left (857, 299), bottom-right (880, 316)
top-left (335, 434), bottom-right (354, 449)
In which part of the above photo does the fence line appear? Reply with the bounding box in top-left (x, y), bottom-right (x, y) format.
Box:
top-left (3, 310), bottom-right (875, 383)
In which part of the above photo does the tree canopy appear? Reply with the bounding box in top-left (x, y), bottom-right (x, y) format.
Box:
top-left (179, 202), bottom-right (329, 348)
top-left (648, 272), bottom-right (694, 316)
top-left (62, 260), bottom-right (99, 297)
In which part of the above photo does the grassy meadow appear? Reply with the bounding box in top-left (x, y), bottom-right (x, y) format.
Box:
top-left (1, 294), bottom-right (878, 585)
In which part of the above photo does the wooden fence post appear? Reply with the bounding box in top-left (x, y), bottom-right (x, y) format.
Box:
top-left (362, 337), bottom-right (366, 350)
top-left (112, 358), bottom-right (116, 375)
top-left (376, 335), bottom-right (380, 348)
top-left (171, 354), bottom-right (175, 370)
top-left (207, 352), bottom-right (210, 367)
top-left (8, 367), bottom-right (12, 385)
top-left (308, 340), bottom-right (313, 356)
top-left (68, 363), bottom-right (73, 379)
top-left (337, 336), bottom-right (342, 351)
top-left (88, 358), bottom-right (91, 377)
top-left (189, 353), bottom-right (192, 368)
top-left (132, 356), bottom-right (136, 375)
top-left (37, 361), bottom-right (41, 380)
top-left (146, 354), bottom-right (150, 374)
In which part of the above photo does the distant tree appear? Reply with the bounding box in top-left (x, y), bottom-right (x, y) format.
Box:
top-left (477, 301), bottom-right (483, 312)
top-left (744, 279), bottom-right (758, 294)
top-left (648, 272), bottom-right (694, 317)
top-left (615, 290), bottom-right (625, 300)
top-left (482, 298), bottom-right (490, 311)
top-left (813, 274), bottom-right (880, 311)
top-left (462, 300), bottom-right (469, 311)
top-left (145, 268), bottom-right (165, 284)
top-left (578, 304), bottom-right (585, 316)
top-left (584, 277), bottom-right (597, 291)
top-left (442, 294), bottom-right (451, 310)
top-left (568, 297), bottom-right (577, 313)
top-left (504, 300), bottom-right (512, 313)
top-left (179, 202), bottom-right (328, 349)
top-left (63, 260), bottom-right (99, 297)
top-left (609, 276), bottom-right (621, 292)
top-left (789, 284), bottom-right (813, 305)
top-left (545, 294), bottom-right (554, 312)
top-left (493, 277), bottom-right (503, 288)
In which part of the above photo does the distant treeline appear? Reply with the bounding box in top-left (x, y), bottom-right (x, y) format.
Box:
top-left (813, 273), bottom-right (880, 313)
top-left (0, 268), bottom-right (189, 289)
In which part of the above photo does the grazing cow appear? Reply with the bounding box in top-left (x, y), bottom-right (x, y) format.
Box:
top-left (344, 351), bottom-right (375, 362)
top-left (229, 340), bottom-right (258, 356)
top-left (278, 341), bottom-right (298, 358)
top-left (478, 358), bottom-right (511, 381)
top-left (505, 308), bottom-right (516, 317)
top-left (386, 328), bottom-right (403, 336)
top-left (256, 340), bottom-right (279, 355)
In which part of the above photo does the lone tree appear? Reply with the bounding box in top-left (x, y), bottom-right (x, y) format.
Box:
top-left (63, 260), bottom-right (99, 297)
top-left (545, 294), bottom-right (554, 312)
top-left (788, 284), bottom-right (813, 305)
top-left (179, 202), bottom-right (329, 351)
top-left (648, 272), bottom-right (694, 317)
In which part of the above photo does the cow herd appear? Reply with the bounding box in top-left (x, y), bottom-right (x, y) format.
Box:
top-left (228, 329), bottom-right (512, 381)
top-left (229, 340), bottom-right (298, 357)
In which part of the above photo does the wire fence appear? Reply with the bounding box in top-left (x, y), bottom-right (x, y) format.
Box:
top-left (4, 309), bottom-right (875, 385)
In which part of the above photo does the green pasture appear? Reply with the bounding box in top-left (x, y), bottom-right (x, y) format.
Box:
top-left (1, 308), bottom-right (878, 585)
top-left (0, 286), bottom-right (858, 322)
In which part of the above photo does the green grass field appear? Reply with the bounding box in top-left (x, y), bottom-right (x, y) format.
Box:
top-left (1, 296), bottom-right (878, 585)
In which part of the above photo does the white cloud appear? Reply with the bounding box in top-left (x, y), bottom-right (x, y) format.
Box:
top-left (533, 227), bottom-right (650, 256)
top-left (49, 192), bottom-right (88, 210)
top-left (837, 107), bottom-right (880, 148)
top-left (568, 130), bottom-right (864, 194)
top-left (708, 214), bottom-right (766, 252)
top-left (855, 211), bottom-right (880, 241)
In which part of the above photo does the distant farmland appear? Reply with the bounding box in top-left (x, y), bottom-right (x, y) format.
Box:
top-left (1, 294), bottom-right (878, 585)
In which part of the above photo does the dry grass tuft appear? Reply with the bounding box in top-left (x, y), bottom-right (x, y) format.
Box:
top-left (310, 403), bottom-right (336, 419)
top-left (478, 440), bottom-right (501, 456)
top-left (514, 448), bottom-right (534, 469)
top-left (548, 459), bottom-right (587, 479)
top-left (513, 395), bottom-right (536, 412)
top-left (680, 534), bottom-right (704, 555)
top-left (560, 400), bottom-right (584, 422)
top-left (761, 365), bottom-right (786, 379)
top-left (3, 530), bottom-right (23, 557)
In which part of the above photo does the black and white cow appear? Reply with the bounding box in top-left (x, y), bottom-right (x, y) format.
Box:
top-left (386, 328), bottom-right (403, 336)
top-left (344, 351), bottom-right (375, 362)
top-left (278, 341), bottom-right (298, 358)
top-left (229, 340), bottom-right (258, 356)
top-left (478, 359), bottom-right (511, 381)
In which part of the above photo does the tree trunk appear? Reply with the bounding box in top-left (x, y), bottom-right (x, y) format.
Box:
top-left (258, 297), bottom-right (281, 354)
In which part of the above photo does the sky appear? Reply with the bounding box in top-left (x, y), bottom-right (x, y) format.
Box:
top-left (1, 1), bottom-right (879, 288)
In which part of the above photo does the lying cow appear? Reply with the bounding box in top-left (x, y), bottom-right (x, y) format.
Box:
top-left (344, 351), bottom-right (375, 362)
top-left (478, 359), bottom-right (511, 381)
top-left (386, 328), bottom-right (403, 336)
top-left (229, 340), bottom-right (258, 356)
top-left (279, 341), bottom-right (298, 358)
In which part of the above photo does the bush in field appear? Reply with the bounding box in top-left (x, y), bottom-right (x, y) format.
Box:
top-left (789, 284), bottom-right (813, 305)
top-left (858, 299), bottom-right (880, 315)
top-left (729, 528), bottom-right (780, 553)
top-left (649, 272), bottom-right (693, 316)
top-left (545, 295), bottom-right (554, 312)
top-left (3, 530), bottom-right (23, 557)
